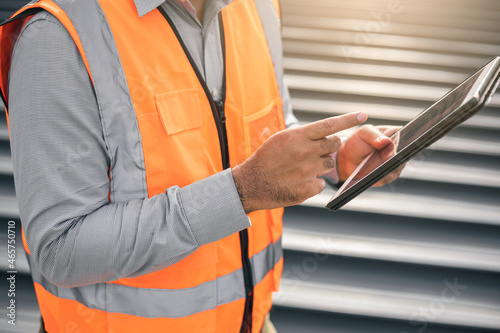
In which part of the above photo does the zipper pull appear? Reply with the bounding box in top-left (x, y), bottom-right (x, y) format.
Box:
top-left (216, 100), bottom-right (226, 124)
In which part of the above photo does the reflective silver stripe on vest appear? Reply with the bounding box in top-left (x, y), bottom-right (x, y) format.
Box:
top-left (254, 0), bottom-right (283, 94)
top-left (53, 0), bottom-right (147, 203)
top-left (29, 238), bottom-right (282, 318)
top-left (254, 0), bottom-right (294, 122)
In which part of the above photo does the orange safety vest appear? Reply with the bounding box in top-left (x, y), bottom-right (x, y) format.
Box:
top-left (0, 0), bottom-right (286, 332)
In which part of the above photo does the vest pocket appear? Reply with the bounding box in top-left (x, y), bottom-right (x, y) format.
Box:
top-left (136, 88), bottom-right (209, 193)
top-left (155, 88), bottom-right (202, 135)
top-left (242, 97), bottom-right (284, 159)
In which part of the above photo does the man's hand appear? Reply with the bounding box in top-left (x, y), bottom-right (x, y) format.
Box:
top-left (232, 112), bottom-right (367, 213)
top-left (337, 124), bottom-right (404, 186)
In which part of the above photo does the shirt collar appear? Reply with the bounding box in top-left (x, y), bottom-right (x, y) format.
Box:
top-left (134, 0), bottom-right (232, 18)
top-left (134, 0), bottom-right (167, 17)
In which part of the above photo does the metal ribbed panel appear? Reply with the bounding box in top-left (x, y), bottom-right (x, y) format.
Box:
top-left (1, 1), bottom-right (499, 332)
top-left (276, 0), bottom-right (500, 332)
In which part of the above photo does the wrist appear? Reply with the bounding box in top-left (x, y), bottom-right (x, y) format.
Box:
top-left (231, 164), bottom-right (258, 214)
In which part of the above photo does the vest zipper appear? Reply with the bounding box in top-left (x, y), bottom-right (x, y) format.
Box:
top-left (216, 100), bottom-right (226, 123)
top-left (218, 14), bottom-right (255, 333)
top-left (158, 7), bottom-right (229, 169)
top-left (159, 8), bottom-right (255, 332)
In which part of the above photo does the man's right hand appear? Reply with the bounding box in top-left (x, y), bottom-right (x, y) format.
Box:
top-left (232, 112), bottom-right (367, 213)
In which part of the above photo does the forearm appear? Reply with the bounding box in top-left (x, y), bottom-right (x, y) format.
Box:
top-left (28, 170), bottom-right (248, 288)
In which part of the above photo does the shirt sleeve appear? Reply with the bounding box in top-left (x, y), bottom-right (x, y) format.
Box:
top-left (8, 12), bottom-right (250, 288)
top-left (282, 77), bottom-right (300, 129)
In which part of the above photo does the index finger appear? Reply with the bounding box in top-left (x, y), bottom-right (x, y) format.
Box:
top-left (304, 112), bottom-right (368, 140)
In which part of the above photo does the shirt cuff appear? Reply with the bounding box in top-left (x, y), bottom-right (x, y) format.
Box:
top-left (179, 169), bottom-right (251, 245)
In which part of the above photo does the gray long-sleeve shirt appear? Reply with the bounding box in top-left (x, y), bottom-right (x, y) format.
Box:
top-left (7, 0), bottom-right (299, 287)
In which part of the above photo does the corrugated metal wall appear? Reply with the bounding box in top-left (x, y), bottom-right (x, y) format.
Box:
top-left (273, 0), bottom-right (500, 332)
top-left (1, 1), bottom-right (499, 332)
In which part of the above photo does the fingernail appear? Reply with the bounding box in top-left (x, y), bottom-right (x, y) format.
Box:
top-left (357, 112), bottom-right (367, 122)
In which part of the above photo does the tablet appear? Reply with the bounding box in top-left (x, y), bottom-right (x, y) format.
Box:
top-left (326, 56), bottom-right (500, 211)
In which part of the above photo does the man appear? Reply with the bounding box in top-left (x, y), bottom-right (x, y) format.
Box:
top-left (0, 0), bottom-right (401, 332)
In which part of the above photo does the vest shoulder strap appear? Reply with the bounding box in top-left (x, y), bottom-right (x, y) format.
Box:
top-left (0, 7), bottom-right (44, 108)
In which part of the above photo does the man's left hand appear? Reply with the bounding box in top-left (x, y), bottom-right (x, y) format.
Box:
top-left (337, 124), bottom-right (404, 186)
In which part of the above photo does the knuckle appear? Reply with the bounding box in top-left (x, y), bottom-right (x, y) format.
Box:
top-left (319, 138), bottom-right (330, 151)
top-left (273, 130), bottom-right (295, 151)
top-left (322, 118), bottom-right (335, 134)
top-left (331, 135), bottom-right (341, 149)
top-left (323, 157), bottom-right (335, 169)
top-left (320, 135), bottom-right (341, 152)
top-left (272, 130), bottom-right (287, 144)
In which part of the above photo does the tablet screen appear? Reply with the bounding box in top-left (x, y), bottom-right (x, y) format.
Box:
top-left (327, 56), bottom-right (500, 211)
